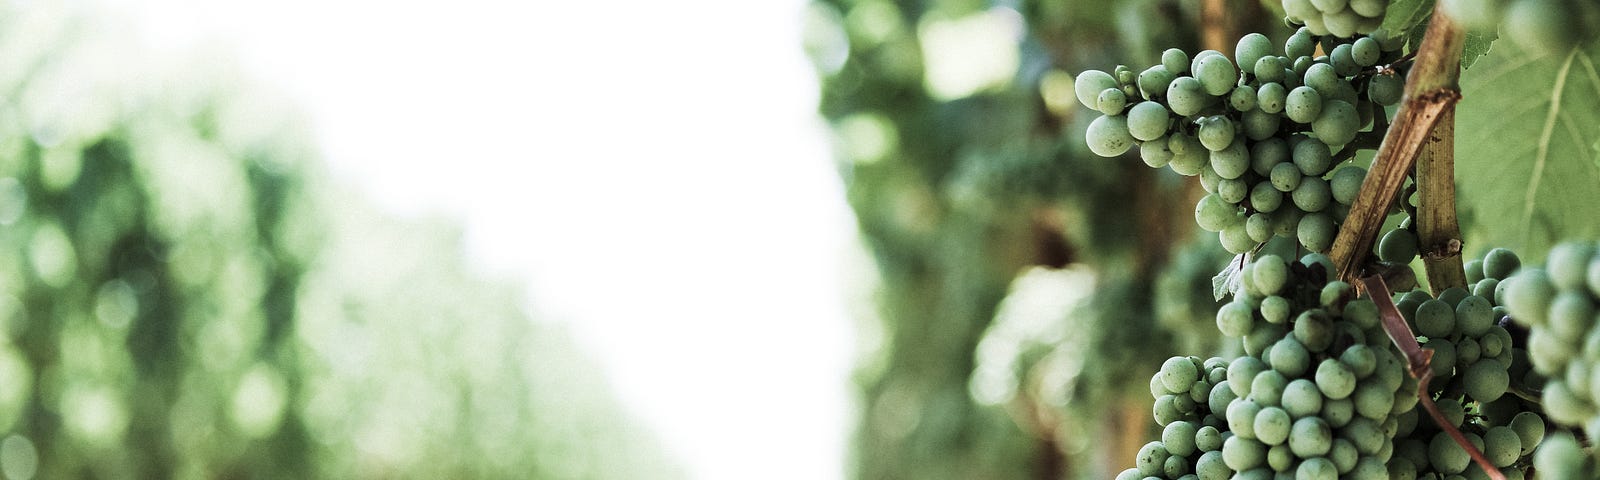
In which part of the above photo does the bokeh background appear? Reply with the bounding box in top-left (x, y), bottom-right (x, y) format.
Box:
top-left (0, 0), bottom-right (1529, 479)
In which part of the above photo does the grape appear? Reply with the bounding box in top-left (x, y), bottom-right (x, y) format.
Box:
top-left (1162, 356), bottom-right (1202, 392)
top-left (1311, 0), bottom-right (1350, 14)
top-left (1547, 241), bottom-right (1596, 290)
top-left (1251, 370), bottom-right (1288, 406)
top-left (1270, 162), bottom-right (1303, 192)
top-left (1330, 44), bottom-right (1359, 77)
top-left (1427, 431), bottom-right (1471, 475)
top-left (1293, 137), bottom-right (1332, 176)
top-left (1588, 254), bottom-right (1600, 298)
top-left (1297, 213), bottom-right (1335, 252)
top-left (1509, 412), bottom-right (1544, 455)
top-left (1197, 425), bottom-right (1224, 452)
top-left (1291, 176), bottom-right (1332, 212)
top-left (1340, 417), bottom-right (1384, 455)
top-left (1220, 223), bottom-right (1255, 254)
top-left (1218, 178), bottom-right (1248, 204)
top-left (1168, 76), bottom-right (1211, 116)
top-left (1210, 141), bottom-right (1250, 179)
top-left (1505, 0), bottom-right (1584, 57)
top-left (1137, 66), bottom-right (1177, 100)
top-left (1140, 137), bottom-right (1175, 168)
top-left (1462, 358), bottom-right (1510, 402)
top-left (1137, 441), bottom-right (1170, 476)
top-left (1250, 182), bottom-right (1283, 213)
top-left (1532, 431), bottom-right (1586, 479)
top-left (1170, 147), bottom-right (1206, 176)
top-left (1484, 247), bottom-right (1522, 279)
top-left (1229, 356), bottom-right (1269, 397)
top-left (1127, 101), bottom-right (1171, 141)
top-left (1257, 82), bottom-right (1287, 113)
top-left (1455, 294), bottom-right (1494, 336)
top-left (1217, 298), bottom-right (1256, 336)
top-left (1504, 268), bottom-right (1554, 326)
top-left (1230, 84), bottom-right (1257, 111)
top-left (1254, 57), bottom-right (1285, 83)
top-left (1378, 228), bottom-right (1419, 263)
top-left (1548, 290), bottom-right (1595, 339)
top-left (1304, 63), bottom-right (1341, 96)
top-left (1241, 109), bottom-right (1281, 141)
top-left (1112, 468), bottom-right (1140, 480)
top-left (1245, 213), bottom-right (1273, 242)
top-left (1542, 379), bottom-right (1595, 426)
top-left (1286, 28), bottom-right (1316, 58)
top-left (1252, 255), bottom-right (1288, 294)
top-left (1351, 37), bottom-right (1381, 66)
top-left (1351, 382), bottom-right (1393, 421)
top-left (1270, 336), bottom-right (1310, 377)
top-left (1086, 114), bottom-right (1135, 157)
top-left (1295, 309), bottom-right (1335, 350)
top-left (1253, 406), bottom-right (1291, 445)
top-left (1464, 258), bottom-right (1486, 283)
top-left (1163, 421), bottom-right (1200, 457)
top-left (1161, 454), bottom-right (1188, 478)
top-left (1230, 400), bottom-right (1263, 438)
top-left (1282, 378), bottom-right (1323, 418)
top-left (1324, 9), bottom-right (1365, 38)
top-left (1223, 435), bottom-right (1268, 471)
top-left (1329, 165), bottom-right (1365, 204)
top-left (1075, 70), bottom-right (1118, 110)
top-left (1161, 48), bottom-right (1189, 74)
top-left (1368, 73), bottom-right (1402, 106)
top-left (1194, 53), bottom-right (1238, 96)
top-left (1323, 397), bottom-right (1354, 428)
top-left (1312, 99), bottom-right (1360, 146)
top-left (1316, 358), bottom-right (1357, 399)
top-left (1097, 88), bottom-right (1128, 115)
top-left (1196, 193), bottom-right (1241, 232)
top-left (1286, 86), bottom-right (1324, 123)
top-left (1197, 115), bottom-right (1236, 151)
top-left (1260, 295), bottom-right (1290, 324)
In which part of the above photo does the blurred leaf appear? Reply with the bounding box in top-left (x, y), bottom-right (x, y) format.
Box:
top-left (1457, 39), bottom-right (1600, 258)
top-left (1462, 29), bottom-right (1497, 69)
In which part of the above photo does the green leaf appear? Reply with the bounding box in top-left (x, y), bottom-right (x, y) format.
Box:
top-left (1382, 0), bottom-right (1432, 38)
top-left (1456, 38), bottom-right (1600, 259)
top-left (1461, 29), bottom-right (1497, 69)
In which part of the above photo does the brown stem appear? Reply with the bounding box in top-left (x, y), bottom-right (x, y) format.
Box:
top-left (1417, 108), bottom-right (1468, 293)
top-left (1330, 3), bottom-right (1467, 284)
top-left (1362, 275), bottom-right (1506, 480)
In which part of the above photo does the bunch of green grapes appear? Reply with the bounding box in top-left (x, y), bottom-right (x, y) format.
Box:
top-left (1113, 356), bottom-right (1232, 480)
top-left (1443, 0), bottom-right (1600, 56)
top-left (1502, 241), bottom-right (1600, 435)
top-left (1380, 249), bottom-right (1545, 479)
top-left (1283, 0), bottom-right (1388, 37)
top-left (1077, 27), bottom-right (1407, 254)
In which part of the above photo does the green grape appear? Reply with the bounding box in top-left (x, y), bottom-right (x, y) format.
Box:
top-left (1543, 379), bottom-right (1595, 426)
top-left (1329, 165), bottom-right (1365, 205)
top-left (1230, 356), bottom-right (1269, 397)
top-left (1286, 27), bottom-right (1317, 58)
top-left (1316, 358), bottom-right (1357, 399)
top-left (1137, 441), bottom-right (1170, 476)
top-left (1504, 268), bottom-right (1554, 326)
top-left (1478, 426), bottom-right (1519, 468)
top-left (1429, 431), bottom-right (1474, 474)
top-left (1138, 65), bottom-right (1177, 100)
top-left (1296, 309), bottom-right (1335, 350)
top-left (1230, 84), bottom-right (1258, 111)
top-left (1548, 290), bottom-right (1595, 339)
top-left (1250, 137), bottom-right (1289, 175)
top-left (1257, 82), bottom-right (1287, 113)
top-left (1197, 425), bottom-right (1224, 452)
top-left (1241, 109), bottom-right (1281, 141)
top-left (1270, 336), bottom-right (1311, 377)
top-left (1324, 8), bottom-right (1365, 38)
top-left (1196, 193), bottom-right (1241, 232)
top-left (1462, 359), bottom-right (1510, 402)
top-left (1292, 176), bottom-right (1332, 212)
top-left (1253, 406), bottom-right (1291, 445)
top-left (1506, 0), bottom-right (1585, 57)
top-left (1161, 454), bottom-right (1188, 478)
top-left (1281, 378), bottom-right (1323, 418)
top-left (1340, 416), bottom-right (1384, 455)
top-left (1164, 421), bottom-right (1200, 457)
top-left (1292, 55), bottom-right (1316, 77)
top-left (1367, 72), bottom-right (1403, 107)
top-left (1266, 444), bottom-right (1292, 471)
top-left (1097, 88), bottom-right (1128, 115)
top-left (1074, 69), bottom-right (1118, 110)
top-left (1378, 228), bottom-right (1419, 263)
top-left (1197, 115), bottom-right (1236, 151)
top-left (1127, 101), bottom-right (1172, 142)
top-left (1154, 394), bottom-right (1184, 425)
top-left (1439, 286), bottom-right (1470, 306)
top-left (1250, 182), bottom-right (1284, 213)
top-left (1194, 53), bottom-right (1238, 96)
top-left (1229, 398), bottom-right (1264, 439)
top-left (1253, 255), bottom-right (1289, 294)
top-left (1312, 99), bottom-right (1360, 146)
top-left (1210, 141), bottom-right (1250, 180)
top-left (1304, 63), bottom-right (1341, 95)
top-left (1293, 137), bottom-right (1332, 176)
top-left (1484, 247), bottom-right (1521, 279)
top-left (1351, 37), bottom-right (1381, 66)
top-left (1112, 468), bottom-right (1140, 480)
top-left (1220, 222), bottom-right (1255, 254)
top-left (1297, 213), bottom-right (1335, 252)
top-left (1255, 57), bottom-right (1286, 83)
top-left (1219, 178), bottom-right (1249, 204)
top-left (1234, 33), bottom-right (1273, 74)
top-left (1291, 417), bottom-right (1334, 459)
top-left (1086, 114), bottom-right (1135, 157)
top-left (1246, 213), bottom-right (1273, 242)
top-left (1464, 258), bottom-right (1486, 283)
top-left (1323, 397), bottom-right (1355, 428)
top-left (1532, 431), bottom-right (1586, 479)
top-left (1246, 323), bottom-right (1288, 357)
top-left (1162, 356), bottom-right (1202, 392)
top-left (1114, 64), bottom-right (1135, 84)
top-left (1170, 150), bottom-right (1206, 176)
top-left (1223, 435), bottom-right (1268, 471)
top-left (1141, 137), bottom-right (1175, 168)
top-left (1168, 76), bottom-right (1211, 116)
top-left (1156, 51), bottom-right (1185, 78)
top-left (1311, 0), bottom-right (1351, 14)
top-left (1286, 85), bottom-right (1324, 123)
top-left (1217, 298), bottom-right (1256, 336)
top-left (1270, 162), bottom-right (1303, 192)
top-left (1509, 412), bottom-right (1544, 455)
top-left (1351, 381), bottom-right (1393, 421)
top-left (1331, 44), bottom-right (1360, 77)
top-left (1251, 370), bottom-right (1289, 406)
top-left (1456, 294), bottom-right (1494, 336)
top-left (1211, 380), bottom-right (1238, 414)
top-left (1344, 300), bottom-right (1379, 331)
top-left (1547, 241), bottom-right (1596, 290)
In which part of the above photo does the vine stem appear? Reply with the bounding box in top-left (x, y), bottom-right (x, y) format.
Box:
top-left (1330, 3), bottom-right (1466, 284)
top-left (1361, 275), bottom-right (1507, 480)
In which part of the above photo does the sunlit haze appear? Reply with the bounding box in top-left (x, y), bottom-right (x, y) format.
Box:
top-left (115, 1), bottom-right (857, 479)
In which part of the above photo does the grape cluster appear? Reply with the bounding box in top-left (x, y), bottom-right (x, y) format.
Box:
top-left (1444, 0), bottom-right (1600, 56)
top-left (1502, 241), bottom-right (1600, 435)
top-left (1283, 0), bottom-right (1388, 38)
top-left (1113, 356), bottom-right (1231, 480)
top-left (1076, 28), bottom-right (1407, 254)
top-left (1381, 256), bottom-right (1544, 478)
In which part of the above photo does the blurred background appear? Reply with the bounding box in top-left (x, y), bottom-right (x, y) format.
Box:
top-left (0, 0), bottom-right (1308, 479)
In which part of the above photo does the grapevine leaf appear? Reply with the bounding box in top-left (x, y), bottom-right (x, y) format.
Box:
top-left (1456, 38), bottom-right (1600, 260)
top-left (1381, 0), bottom-right (1432, 36)
top-left (1461, 29), bottom-right (1496, 69)
top-left (1212, 254), bottom-right (1243, 301)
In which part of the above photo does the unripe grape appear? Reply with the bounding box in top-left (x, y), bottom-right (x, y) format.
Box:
top-left (1197, 115), bottom-right (1236, 151)
top-left (1074, 69), bottom-right (1117, 110)
top-left (1286, 86), bottom-right (1323, 123)
top-left (1140, 137), bottom-right (1175, 168)
top-left (1162, 48), bottom-right (1189, 74)
top-left (1329, 165), bottom-right (1366, 204)
top-left (1352, 37), bottom-right (1381, 66)
top-left (1167, 76), bottom-right (1210, 116)
top-left (1194, 53), bottom-right (1238, 96)
top-left (1126, 101), bottom-right (1171, 142)
top-left (1137, 65), bottom-right (1177, 100)
top-left (1086, 114), bottom-right (1135, 157)
top-left (1298, 213), bottom-right (1336, 252)
top-left (1257, 82), bottom-right (1287, 113)
top-left (1312, 99), bottom-right (1360, 146)
top-left (1378, 228), bottom-right (1419, 263)
top-left (1293, 137), bottom-right (1332, 176)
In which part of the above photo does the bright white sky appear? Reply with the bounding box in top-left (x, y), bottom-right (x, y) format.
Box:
top-left (117, 1), bottom-right (858, 479)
